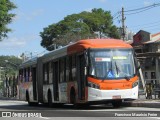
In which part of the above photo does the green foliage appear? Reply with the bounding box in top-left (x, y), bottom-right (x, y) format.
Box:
top-left (40, 8), bottom-right (120, 50)
top-left (0, 56), bottom-right (22, 77)
top-left (0, 0), bottom-right (16, 41)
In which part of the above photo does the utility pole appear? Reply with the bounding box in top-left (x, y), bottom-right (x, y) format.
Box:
top-left (121, 7), bottom-right (126, 41)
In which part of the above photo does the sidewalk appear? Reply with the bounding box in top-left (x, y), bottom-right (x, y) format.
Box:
top-left (0, 96), bottom-right (18, 101)
top-left (122, 94), bottom-right (160, 108)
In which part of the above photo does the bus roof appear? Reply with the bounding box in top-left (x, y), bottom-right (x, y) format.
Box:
top-left (20, 39), bottom-right (133, 65)
top-left (67, 39), bottom-right (132, 54)
top-left (20, 57), bottom-right (38, 68)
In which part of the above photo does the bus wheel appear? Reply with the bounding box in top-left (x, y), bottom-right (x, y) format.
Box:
top-left (70, 89), bottom-right (81, 108)
top-left (70, 88), bottom-right (76, 105)
top-left (26, 92), bottom-right (32, 106)
top-left (112, 100), bottom-right (122, 108)
top-left (48, 91), bottom-right (53, 107)
top-left (26, 92), bottom-right (38, 106)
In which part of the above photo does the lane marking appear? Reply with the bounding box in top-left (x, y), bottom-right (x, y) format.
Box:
top-left (150, 117), bottom-right (160, 120)
top-left (39, 117), bottom-right (50, 119)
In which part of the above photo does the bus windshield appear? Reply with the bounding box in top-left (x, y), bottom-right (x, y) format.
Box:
top-left (89, 49), bottom-right (135, 80)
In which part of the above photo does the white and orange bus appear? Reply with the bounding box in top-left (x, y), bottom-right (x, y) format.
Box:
top-left (18, 39), bottom-right (139, 107)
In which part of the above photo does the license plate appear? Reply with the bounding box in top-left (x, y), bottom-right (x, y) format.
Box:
top-left (112, 95), bottom-right (121, 99)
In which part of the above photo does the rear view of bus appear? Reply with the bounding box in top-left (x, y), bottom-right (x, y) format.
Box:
top-left (70, 39), bottom-right (139, 107)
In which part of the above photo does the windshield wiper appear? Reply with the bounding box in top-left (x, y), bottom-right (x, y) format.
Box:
top-left (115, 61), bottom-right (130, 81)
top-left (115, 62), bottom-right (119, 75)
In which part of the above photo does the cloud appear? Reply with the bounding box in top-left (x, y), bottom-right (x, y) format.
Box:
top-left (144, 1), bottom-right (152, 6)
top-left (0, 37), bottom-right (26, 48)
top-left (0, 35), bottom-right (38, 49)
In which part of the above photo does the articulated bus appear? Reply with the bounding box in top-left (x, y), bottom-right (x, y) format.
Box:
top-left (18, 39), bottom-right (139, 107)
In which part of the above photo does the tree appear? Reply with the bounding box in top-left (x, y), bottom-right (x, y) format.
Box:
top-left (40, 8), bottom-right (120, 50)
top-left (0, 56), bottom-right (22, 76)
top-left (0, 0), bottom-right (16, 41)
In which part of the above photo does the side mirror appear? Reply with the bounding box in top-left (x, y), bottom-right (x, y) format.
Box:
top-left (84, 67), bottom-right (87, 75)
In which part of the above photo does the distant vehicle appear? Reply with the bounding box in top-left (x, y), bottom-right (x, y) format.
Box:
top-left (18, 39), bottom-right (139, 107)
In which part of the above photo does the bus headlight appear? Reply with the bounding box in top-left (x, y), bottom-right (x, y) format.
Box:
top-left (132, 81), bottom-right (138, 88)
top-left (88, 82), bottom-right (100, 89)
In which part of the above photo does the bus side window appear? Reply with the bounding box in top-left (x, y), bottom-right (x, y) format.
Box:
top-left (19, 69), bottom-right (23, 83)
top-left (66, 57), bottom-right (69, 82)
top-left (26, 68), bottom-right (28, 82)
top-left (72, 55), bottom-right (76, 81)
top-left (22, 69), bottom-right (24, 83)
top-left (60, 58), bottom-right (66, 83)
top-left (69, 56), bottom-right (72, 81)
top-left (26, 67), bottom-right (29, 82)
top-left (24, 68), bottom-right (26, 82)
top-left (27, 67), bottom-right (31, 82)
top-left (64, 57), bottom-right (66, 82)
top-left (66, 55), bottom-right (76, 82)
top-left (43, 63), bottom-right (49, 84)
top-left (49, 62), bottom-right (53, 84)
top-left (29, 67), bottom-right (32, 82)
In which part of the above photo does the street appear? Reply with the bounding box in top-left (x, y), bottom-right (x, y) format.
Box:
top-left (0, 100), bottom-right (160, 120)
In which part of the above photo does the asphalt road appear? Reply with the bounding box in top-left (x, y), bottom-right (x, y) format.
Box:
top-left (0, 100), bottom-right (160, 120)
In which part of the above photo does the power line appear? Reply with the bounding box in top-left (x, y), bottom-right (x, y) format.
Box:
top-left (113, 2), bottom-right (160, 35)
top-left (113, 2), bottom-right (160, 19)
top-left (112, 11), bottom-right (120, 18)
top-left (113, 2), bottom-right (160, 22)
top-left (124, 3), bottom-right (160, 13)
top-left (112, 11), bottom-right (121, 20)
top-left (124, 6), bottom-right (156, 15)
top-left (113, 15), bottom-right (121, 21)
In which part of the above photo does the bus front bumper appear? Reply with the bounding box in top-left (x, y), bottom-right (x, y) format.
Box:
top-left (87, 86), bottom-right (138, 102)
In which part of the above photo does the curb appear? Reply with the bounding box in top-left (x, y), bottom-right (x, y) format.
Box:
top-left (0, 97), bottom-right (18, 101)
top-left (122, 100), bottom-right (160, 108)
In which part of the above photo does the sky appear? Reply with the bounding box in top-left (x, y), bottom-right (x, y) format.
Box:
top-left (0, 0), bottom-right (160, 57)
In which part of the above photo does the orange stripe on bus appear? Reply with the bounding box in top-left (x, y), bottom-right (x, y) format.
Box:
top-left (67, 39), bottom-right (132, 55)
top-left (87, 76), bottom-right (138, 90)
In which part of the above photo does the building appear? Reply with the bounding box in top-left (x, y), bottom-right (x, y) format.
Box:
top-left (132, 30), bottom-right (160, 91)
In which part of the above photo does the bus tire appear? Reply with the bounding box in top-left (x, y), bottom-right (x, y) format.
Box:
top-left (70, 89), bottom-right (82, 109)
top-left (112, 100), bottom-right (122, 108)
top-left (70, 88), bottom-right (76, 105)
top-left (48, 91), bottom-right (53, 107)
top-left (26, 91), bottom-right (32, 106)
top-left (26, 91), bottom-right (38, 106)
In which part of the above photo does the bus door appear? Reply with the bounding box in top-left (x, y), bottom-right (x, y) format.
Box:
top-left (77, 54), bottom-right (86, 100)
top-left (32, 67), bottom-right (37, 100)
top-left (53, 61), bottom-right (59, 101)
